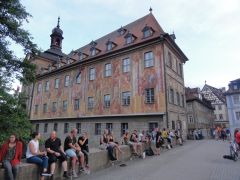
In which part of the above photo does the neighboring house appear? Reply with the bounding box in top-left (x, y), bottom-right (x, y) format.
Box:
top-left (23, 11), bottom-right (188, 146)
top-left (185, 87), bottom-right (215, 138)
top-left (224, 78), bottom-right (240, 135)
top-left (201, 84), bottom-right (229, 128)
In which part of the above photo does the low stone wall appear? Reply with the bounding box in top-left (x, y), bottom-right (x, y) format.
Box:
top-left (0, 145), bottom-right (132, 180)
top-left (0, 142), bottom-right (181, 179)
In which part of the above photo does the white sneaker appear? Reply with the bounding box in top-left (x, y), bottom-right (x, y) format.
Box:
top-left (72, 171), bottom-right (78, 178)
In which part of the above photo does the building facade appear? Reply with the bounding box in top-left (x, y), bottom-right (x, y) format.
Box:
top-left (24, 12), bottom-right (188, 146)
top-left (225, 78), bottom-right (240, 135)
top-left (185, 87), bottom-right (215, 138)
top-left (201, 84), bottom-right (229, 128)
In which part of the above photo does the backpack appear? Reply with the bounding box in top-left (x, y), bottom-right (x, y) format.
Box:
top-left (145, 147), bottom-right (154, 156)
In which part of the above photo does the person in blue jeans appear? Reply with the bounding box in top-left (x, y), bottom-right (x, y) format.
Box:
top-left (26, 132), bottom-right (50, 180)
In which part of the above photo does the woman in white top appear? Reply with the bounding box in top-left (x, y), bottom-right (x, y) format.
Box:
top-left (26, 132), bottom-right (50, 179)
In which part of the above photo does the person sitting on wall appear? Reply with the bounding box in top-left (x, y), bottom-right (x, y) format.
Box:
top-left (122, 130), bottom-right (130, 145)
top-left (26, 132), bottom-right (51, 180)
top-left (64, 128), bottom-right (87, 178)
top-left (45, 131), bottom-right (69, 179)
top-left (108, 131), bottom-right (123, 161)
top-left (78, 131), bottom-right (90, 173)
top-left (0, 134), bottom-right (22, 180)
top-left (99, 129), bottom-right (116, 161)
top-left (129, 130), bottom-right (142, 157)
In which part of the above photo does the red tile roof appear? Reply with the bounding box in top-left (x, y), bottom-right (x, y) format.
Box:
top-left (70, 13), bottom-right (165, 60)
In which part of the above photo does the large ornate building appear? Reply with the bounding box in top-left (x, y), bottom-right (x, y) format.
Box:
top-left (24, 12), bottom-right (188, 146)
top-left (225, 78), bottom-right (240, 135)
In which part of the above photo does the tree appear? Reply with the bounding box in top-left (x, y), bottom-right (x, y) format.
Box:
top-left (0, 0), bottom-right (37, 145)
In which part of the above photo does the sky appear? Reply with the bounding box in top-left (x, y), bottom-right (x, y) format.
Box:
top-left (16, 0), bottom-right (240, 90)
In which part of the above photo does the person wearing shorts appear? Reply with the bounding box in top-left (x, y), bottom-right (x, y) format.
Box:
top-left (45, 131), bottom-right (69, 179)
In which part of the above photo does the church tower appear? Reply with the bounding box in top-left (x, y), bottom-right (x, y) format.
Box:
top-left (50, 17), bottom-right (64, 51)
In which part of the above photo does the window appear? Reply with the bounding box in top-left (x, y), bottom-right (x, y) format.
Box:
top-left (44, 123), bottom-right (48, 133)
top-left (53, 123), bottom-right (58, 132)
top-left (36, 124), bottom-right (39, 132)
top-left (234, 85), bottom-right (238, 90)
top-left (118, 27), bottom-right (126, 36)
top-left (122, 91), bottom-right (131, 106)
top-left (106, 42), bottom-right (113, 51)
top-left (89, 68), bottom-right (96, 80)
top-left (143, 29), bottom-right (152, 38)
top-left (34, 105), bottom-right (38, 114)
top-left (144, 51), bottom-right (154, 68)
top-left (122, 58), bottom-right (130, 73)
top-left (76, 72), bottom-right (81, 84)
top-left (37, 83), bottom-right (42, 94)
top-left (43, 103), bottom-right (48, 113)
top-left (126, 36), bottom-right (133, 44)
top-left (121, 123), bottom-right (128, 135)
top-left (88, 97), bottom-right (94, 109)
top-left (74, 99), bottom-right (80, 110)
top-left (79, 53), bottom-right (84, 61)
top-left (181, 94), bottom-right (185, 107)
top-left (233, 95), bottom-right (240, 104)
top-left (52, 102), bottom-right (57, 112)
top-left (176, 92), bottom-right (180, 105)
top-left (172, 121), bottom-right (176, 130)
top-left (95, 123), bottom-right (101, 135)
top-left (142, 25), bottom-right (153, 38)
top-left (64, 75), bottom-right (70, 87)
top-left (76, 123), bottom-right (81, 134)
top-left (168, 52), bottom-right (172, 68)
top-left (179, 63), bottom-right (183, 77)
top-left (169, 89), bottom-right (174, 104)
top-left (149, 122), bottom-right (158, 132)
top-left (64, 123), bottom-right (69, 134)
top-left (45, 81), bottom-right (49, 91)
top-left (90, 48), bottom-right (96, 56)
top-left (218, 105), bottom-right (222, 110)
top-left (219, 114), bottom-right (223, 120)
top-left (188, 116), bottom-right (194, 123)
top-left (106, 123), bottom-right (113, 132)
top-left (104, 63), bottom-right (112, 77)
top-left (145, 88), bottom-right (154, 103)
top-left (104, 94), bottom-right (111, 108)
top-left (54, 78), bottom-right (60, 89)
top-left (63, 100), bottom-right (68, 111)
top-left (236, 112), bottom-right (240, 120)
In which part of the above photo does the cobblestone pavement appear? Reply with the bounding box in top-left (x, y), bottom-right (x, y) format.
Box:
top-left (78, 140), bottom-right (240, 180)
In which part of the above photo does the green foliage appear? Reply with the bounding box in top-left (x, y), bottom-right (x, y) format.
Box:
top-left (0, 0), bottom-right (38, 145)
top-left (0, 91), bottom-right (32, 145)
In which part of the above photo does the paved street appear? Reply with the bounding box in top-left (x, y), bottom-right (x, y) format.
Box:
top-left (79, 140), bottom-right (240, 180)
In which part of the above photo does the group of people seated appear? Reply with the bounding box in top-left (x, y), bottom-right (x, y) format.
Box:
top-left (0, 128), bottom-right (89, 180)
top-left (0, 128), bottom-right (182, 180)
top-left (124, 128), bottom-right (183, 156)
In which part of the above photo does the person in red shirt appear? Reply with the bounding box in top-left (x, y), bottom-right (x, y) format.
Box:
top-left (0, 134), bottom-right (22, 180)
top-left (234, 129), bottom-right (240, 146)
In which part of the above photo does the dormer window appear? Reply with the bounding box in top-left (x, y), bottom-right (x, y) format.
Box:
top-left (124, 32), bottom-right (135, 45)
top-left (106, 40), bottom-right (116, 51)
top-left (117, 27), bottom-right (126, 36)
top-left (90, 48), bottom-right (96, 56)
top-left (142, 25), bottom-right (154, 38)
top-left (107, 43), bottom-right (113, 51)
top-left (48, 65), bottom-right (52, 72)
top-left (78, 52), bottom-right (87, 61)
top-left (66, 57), bottom-right (70, 64)
top-left (89, 40), bottom-right (99, 56)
